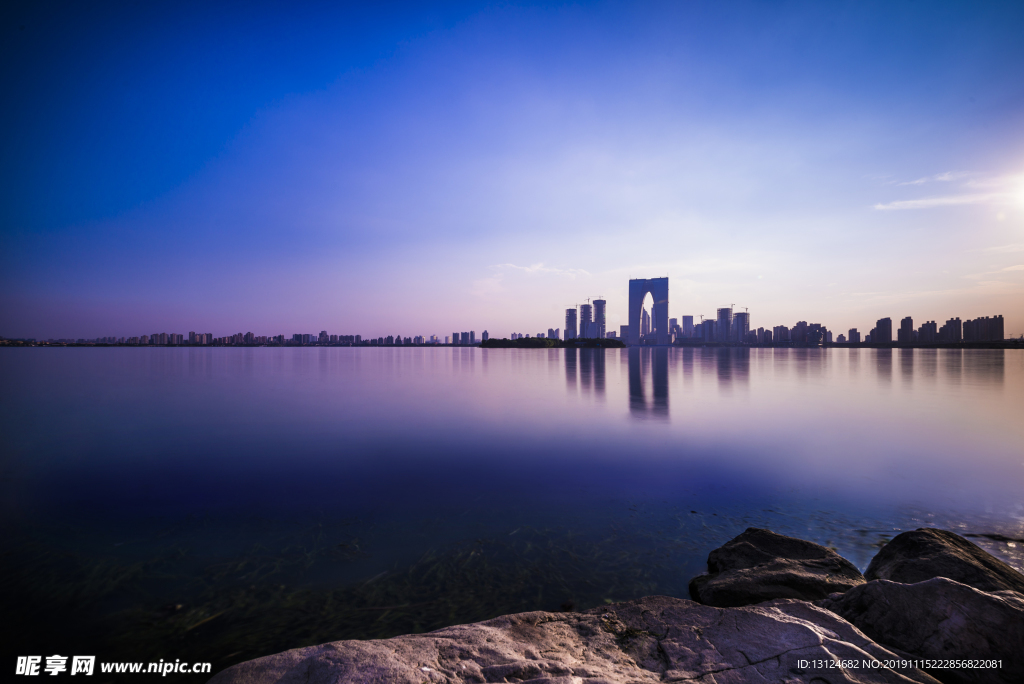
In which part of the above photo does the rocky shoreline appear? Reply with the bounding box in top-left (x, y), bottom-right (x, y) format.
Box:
top-left (209, 528), bottom-right (1022, 684)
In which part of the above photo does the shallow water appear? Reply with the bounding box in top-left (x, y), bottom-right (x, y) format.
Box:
top-left (1, 347), bottom-right (1022, 678)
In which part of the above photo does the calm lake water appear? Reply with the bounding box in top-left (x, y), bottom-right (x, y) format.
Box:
top-left (2, 347), bottom-right (1022, 678)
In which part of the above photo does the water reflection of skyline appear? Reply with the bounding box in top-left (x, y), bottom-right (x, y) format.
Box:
top-left (562, 347), bottom-right (1008, 421)
top-left (629, 347), bottom-right (669, 418)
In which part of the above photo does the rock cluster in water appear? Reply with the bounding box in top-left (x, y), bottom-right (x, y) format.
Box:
top-left (209, 528), bottom-right (1023, 684)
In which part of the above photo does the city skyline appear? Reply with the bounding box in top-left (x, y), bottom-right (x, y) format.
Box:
top-left (2, 3), bottom-right (1024, 339)
top-left (13, 305), bottom-right (1013, 346)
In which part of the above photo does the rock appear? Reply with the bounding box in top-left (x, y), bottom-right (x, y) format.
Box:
top-left (821, 577), bottom-right (1024, 684)
top-left (688, 527), bottom-right (865, 607)
top-left (208, 595), bottom-right (938, 684)
top-left (865, 528), bottom-right (1024, 594)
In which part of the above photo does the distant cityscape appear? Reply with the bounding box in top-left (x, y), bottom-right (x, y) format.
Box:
top-left (7, 313), bottom-right (1011, 348)
top-left (1, 276), bottom-right (1015, 347)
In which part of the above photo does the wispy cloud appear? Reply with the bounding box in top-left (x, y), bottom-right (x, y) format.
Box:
top-left (873, 193), bottom-right (1001, 210)
top-left (876, 172), bottom-right (1022, 210)
top-left (897, 171), bottom-right (966, 186)
top-left (491, 262), bottom-right (590, 278)
top-left (974, 243), bottom-right (1024, 254)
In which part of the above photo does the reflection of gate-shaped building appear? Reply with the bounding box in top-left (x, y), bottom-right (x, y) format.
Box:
top-left (629, 347), bottom-right (668, 418)
top-left (628, 278), bottom-right (669, 345)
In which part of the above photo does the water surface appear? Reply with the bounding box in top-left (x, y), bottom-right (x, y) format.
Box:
top-left (2, 347), bottom-right (1021, 677)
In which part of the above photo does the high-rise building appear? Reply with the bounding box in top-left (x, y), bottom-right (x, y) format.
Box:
top-left (682, 316), bottom-right (694, 338)
top-left (619, 324), bottom-right (629, 340)
top-left (848, 328), bottom-right (860, 344)
top-left (452, 332), bottom-right (459, 345)
top-left (641, 308), bottom-right (651, 337)
top-left (593, 299), bottom-right (606, 339)
top-left (805, 323), bottom-right (826, 346)
top-left (874, 318), bottom-right (892, 344)
top-left (459, 332), bottom-right (469, 344)
top-left (482, 331), bottom-right (489, 341)
top-left (565, 308), bottom-right (578, 340)
top-left (470, 331), bottom-right (476, 343)
top-left (938, 318), bottom-right (961, 342)
top-left (716, 308), bottom-right (732, 343)
top-left (732, 312), bottom-right (750, 343)
top-left (963, 315), bottom-right (1003, 342)
top-left (668, 317), bottom-right (681, 341)
top-left (897, 317), bottom-right (913, 343)
top-left (627, 278), bottom-right (669, 345)
top-left (580, 303), bottom-right (593, 338)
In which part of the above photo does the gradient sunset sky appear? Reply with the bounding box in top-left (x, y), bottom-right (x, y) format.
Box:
top-left (3, 1), bottom-right (1023, 339)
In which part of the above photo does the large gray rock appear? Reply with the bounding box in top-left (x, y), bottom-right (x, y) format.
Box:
top-left (208, 595), bottom-right (938, 684)
top-left (821, 578), bottom-right (1024, 684)
top-left (866, 528), bottom-right (1024, 594)
top-left (689, 527), bottom-right (865, 607)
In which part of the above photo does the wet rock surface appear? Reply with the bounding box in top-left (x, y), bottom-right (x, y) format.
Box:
top-left (210, 528), bottom-right (1024, 683)
top-left (865, 528), bottom-right (1024, 594)
top-left (208, 595), bottom-right (938, 684)
top-left (820, 577), bottom-right (1024, 684)
top-left (688, 527), bottom-right (865, 607)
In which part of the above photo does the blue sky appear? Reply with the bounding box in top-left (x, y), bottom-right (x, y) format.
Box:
top-left (2, 1), bottom-right (1023, 339)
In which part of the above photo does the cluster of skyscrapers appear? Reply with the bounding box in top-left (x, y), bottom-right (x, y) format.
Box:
top-left (552, 280), bottom-right (1009, 347)
top-left (24, 275), bottom-right (1010, 348)
top-left (563, 298), bottom-right (607, 340)
top-left (838, 315), bottom-right (1005, 344)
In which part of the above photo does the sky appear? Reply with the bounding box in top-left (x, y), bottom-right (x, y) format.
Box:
top-left (2, 0), bottom-right (1024, 340)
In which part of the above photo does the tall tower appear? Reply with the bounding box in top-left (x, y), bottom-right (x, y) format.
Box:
top-left (716, 308), bottom-right (733, 343)
top-left (627, 278), bottom-right (669, 345)
top-left (875, 317), bottom-right (893, 344)
top-left (593, 299), bottom-right (606, 339)
top-left (579, 303), bottom-right (593, 338)
top-left (564, 308), bottom-right (578, 340)
top-left (732, 312), bottom-right (750, 343)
